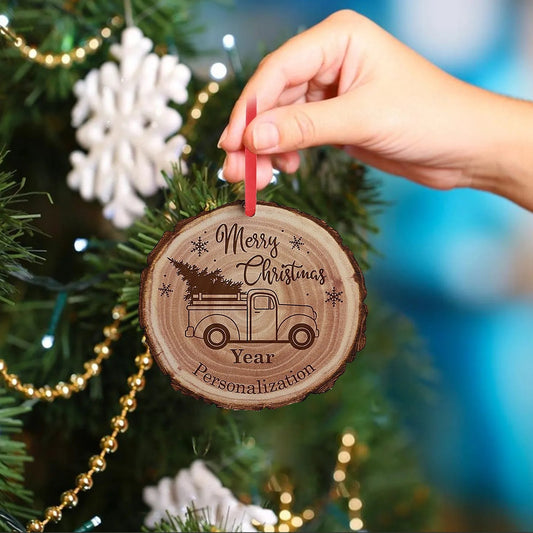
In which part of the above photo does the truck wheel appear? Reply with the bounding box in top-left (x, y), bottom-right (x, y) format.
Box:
top-left (204, 324), bottom-right (230, 350)
top-left (289, 324), bottom-right (315, 350)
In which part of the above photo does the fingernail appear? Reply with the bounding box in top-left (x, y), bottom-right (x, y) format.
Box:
top-left (252, 122), bottom-right (279, 151)
top-left (220, 158), bottom-right (228, 180)
top-left (217, 126), bottom-right (228, 148)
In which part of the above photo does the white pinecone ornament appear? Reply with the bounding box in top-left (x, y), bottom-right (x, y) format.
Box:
top-left (68, 26), bottom-right (191, 228)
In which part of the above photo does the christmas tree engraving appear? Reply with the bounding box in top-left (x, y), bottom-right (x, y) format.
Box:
top-left (168, 257), bottom-right (242, 302)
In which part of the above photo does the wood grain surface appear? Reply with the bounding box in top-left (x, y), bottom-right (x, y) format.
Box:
top-left (140, 201), bottom-right (367, 409)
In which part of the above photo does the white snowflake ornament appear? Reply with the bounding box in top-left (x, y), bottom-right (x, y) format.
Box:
top-left (142, 460), bottom-right (278, 532)
top-left (67, 26), bottom-right (191, 228)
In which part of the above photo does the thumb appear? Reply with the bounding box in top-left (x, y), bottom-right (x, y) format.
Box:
top-left (244, 96), bottom-right (364, 154)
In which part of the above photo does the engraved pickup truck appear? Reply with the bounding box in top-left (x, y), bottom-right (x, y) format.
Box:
top-left (184, 288), bottom-right (319, 350)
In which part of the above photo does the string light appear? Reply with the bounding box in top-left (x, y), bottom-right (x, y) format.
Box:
top-left (332, 430), bottom-right (365, 531)
top-left (252, 476), bottom-right (317, 533)
top-left (73, 516), bottom-right (102, 532)
top-left (209, 62), bottom-right (228, 81)
top-left (222, 34), bottom-right (235, 49)
top-left (222, 33), bottom-right (242, 78)
top-left (254, 430), bottom-right (366, 532)
top-left (38, 291), bottom-right (69, 351)
top-left (41, 334), bottom-right (54, 350)
top-left (0, 15), bottom-right (123, 68)
top-left (181, 35), bottom-right (237, 163)
top-left (180, 81), bottom-right (221, 158)
top-left (74, 238), bottom-right (89, 253)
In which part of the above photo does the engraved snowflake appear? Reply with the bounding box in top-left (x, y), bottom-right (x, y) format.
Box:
top-left (289, 235), bottom-right (305, 250)
top-left (191, 236), bottom-right (209, 257)
top-left (158, 282), bottom-right (174, 297)
top-left (325, 286), bottom-right (343, 307)
top-left (67, 26), bottom-right (191, 228)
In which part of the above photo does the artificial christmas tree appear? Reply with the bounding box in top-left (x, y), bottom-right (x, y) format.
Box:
top-left (0, 2), bottom-right (436, 531)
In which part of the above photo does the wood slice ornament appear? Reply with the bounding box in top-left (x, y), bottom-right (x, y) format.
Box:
top-left (140, 201), bottom-right (367, 410)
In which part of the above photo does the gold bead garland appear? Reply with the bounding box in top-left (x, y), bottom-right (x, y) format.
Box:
top-left (1, 10), bottom-right (223, 156)
top-left (0, 18), bottom-right (224, 529)
top-left (25, 340), bottom-right (152, 533)
top-left (0, 14), bottom-right (226, 527)
top-left (0, 15), bottom-right (123, 68)
top-left (0, 304), bottom-right (126, 401)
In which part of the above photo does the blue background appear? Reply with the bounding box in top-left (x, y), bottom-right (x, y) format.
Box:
top-left (192, 1), bottom-right (533, 529)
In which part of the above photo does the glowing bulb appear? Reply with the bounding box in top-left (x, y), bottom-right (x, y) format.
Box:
top-left (77, 516), bottom-right (102, 531)
top-left (350, 518), bottom-right (364, 531)
top-left (333, 469), bottom-right (346, 482)
top-left (338, 450), bottom-right (351, 463)
top-left (349, 497), bottom-right (363, 511)
top-left (209, 62), bottom-right (227, 80)
top-left (342, 432), bottom-right (356, 447)
top-left (302, 509), bottom-right (315, 520)
top-left (280, 492), bottom-right (292, 504)
top-left (74, 238), bottom-right (89, 252)
top-left (291, 516), bottom-right (303, 528)
top-left (89, 517), bottom-right (101, 528)
top-left (0, 14), bottom-right (9, 27)
top-left (41, 334), bottom-right (55, 349)
top-left (222, 33), bottom-right (235, 49)
top-left (279, 510), bottom-right (291, 521)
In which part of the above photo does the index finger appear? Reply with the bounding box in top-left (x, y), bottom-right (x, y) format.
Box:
top-left (220, 12), bottom-right (352, 151)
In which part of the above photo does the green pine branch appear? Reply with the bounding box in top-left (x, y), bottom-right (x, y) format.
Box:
top-left (0, 19), bottom-right (437, 530)
top-left (146, 508), bottom-right (242, 533)
top-left (0, 150), bottom-right (45, 305)
top-left (100, 147), bottom-right (382, 328)
top-left (102, 165), bottom-right (237, 324)
top-left (0, 387), bottom-right (34, 527)
top-left (0, 0), bottom-right (204, 141)
top-left (270, 148), bottom-right (385, 270)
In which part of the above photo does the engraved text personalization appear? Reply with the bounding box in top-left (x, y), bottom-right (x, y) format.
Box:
top-left (139, 202), bottom-right (367, 409)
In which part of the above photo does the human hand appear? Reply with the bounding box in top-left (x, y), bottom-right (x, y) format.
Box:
top-left (218, 9), bottom-right (533, 210)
